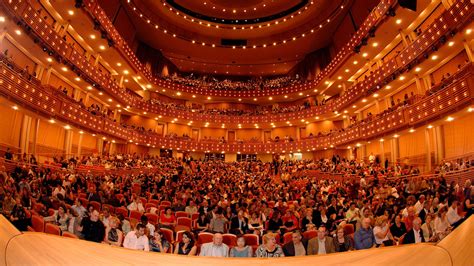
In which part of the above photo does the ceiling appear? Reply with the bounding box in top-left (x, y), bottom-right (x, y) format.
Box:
top-left (122, 0), bottom-right (354, 76)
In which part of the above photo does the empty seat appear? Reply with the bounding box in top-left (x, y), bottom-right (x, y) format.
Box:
top-left (198, 232), bottom-right (214, 246)
top-left (222, 233), bottom-right (237, 247)
top-left (44, 223), bottom-right (61, 236)
top-left (62, 232), bottom-right (78, 239)
top-left (30, 215), bottom-right (44, 232)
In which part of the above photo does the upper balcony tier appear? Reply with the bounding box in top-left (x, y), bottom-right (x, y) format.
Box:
top-left (1, 48), bottom-right (472, 153)
top-left (81, 0), bottom-right (396, 98)
top-left (2, 0), bottom-right (472, 125)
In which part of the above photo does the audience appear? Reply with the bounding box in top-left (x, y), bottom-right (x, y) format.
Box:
top-left (0, 153), bottom-right (471, 258)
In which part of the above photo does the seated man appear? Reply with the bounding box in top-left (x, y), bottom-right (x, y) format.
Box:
top-left (403, 217), bottom-right (425, 244)
top-left (230, 210), bottom-right (249, 235)
top-left (123, 224), bottom-right (149, 251)
top-left (307, 226), bottom-right (335, 255)
top-left (354, 218), bottom-right (375, 250)
top-left (199, 233), bottom-right (229, 257)
top-left (78, 210), bottom-right (105, 243)
top-left (283, 230), bottom-right (308, 256)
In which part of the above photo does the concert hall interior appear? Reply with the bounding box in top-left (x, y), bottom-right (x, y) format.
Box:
top-left (0, 0), bottom-right (473, 265)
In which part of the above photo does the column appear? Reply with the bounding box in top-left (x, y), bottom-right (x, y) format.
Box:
top-left (464, 40), bottom-right (474, 62)
top-left (84, 92), bottom-right (91, 106)
top-left (96, 138), bottom-right (104, 156)
top-left (424, 129), bottom-right (432, 171)
top-left (119, 75), bottom-right (124, 88)
top-left (19, 115), bottom-right (32, 156)
top-left (361, 144), bottom-right (367, 161)
top-left (163, 123), bottom-right (168, 136)
top-left (296, 127), bottom-right (301, 141)
top-left (109, 142), bottom-right (116, 155)
top-left (379, 140), bottom-right (385, 165)
top-left (64, 130), bottom-right (73, 159)
top-left (94, 54), bottom-right (101, 67)
top-left (375, 100), bottom-right (381, 113)
top-left (391, 138), bottom-right (400, 164)
top-left (399, 30), bottom-right (409, 47)
top-left (434, 125), bottom-right (445, 165)
top-left (77, 132), bottom-right (83, 157)
top-left (31, 118), bottom-right (40, 157)
top-left (42, 67), bottom-right (52, 85)
top-left (414, 76), bottom-right (425, 95)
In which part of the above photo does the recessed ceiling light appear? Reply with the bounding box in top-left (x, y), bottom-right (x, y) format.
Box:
top-left (64, 125), bottom-right (71, 130)
top-left (431, 55), bottom-right (438, 60)
top-left (46, 57), bottom-right (53, 62)
top-left (90, 34), bottom-right (96, 39)
top-left (99, 45), bottom-right (106, 50)
top-left (123, 70), bottom-right (129, 75)
top-left (15, 29), bottom-right (21, 35)
top-left (284, 95), bottom-right (288, 98)
top-left (415, 67), bottom-right (421, 72)
top-left (448, 41), bottom-right (455, 46)
top-left (207, 96), bottom-right (211, 100)
top-left (68, 10), bottom-right (74, 15)
top-left (353, 60), bottom-right (358, 65)
top-left (362, 53), bottom-right (368, 57)
top-left (0, 16), bottom-right (5, 22)
top-left (362, 98), bottom-right (367, 103)
top-left (49, 119), bottom-right (55, 124)
top-left (427, 125), bottom-right (433, 129)
top-left (12, 105), bottom-right (18, 110)
top-left (399, 76), bottom-right (405, 80)
top-left (372, 42), bottom-right (378, 47)
top-left (116, 62), bottom-right (122, 66)
top-left (345, 69), bottom-right (349, 73)
top-left (61, 67), bottom-right (68, 72)
top-left (75, 77), bottom-right (81, 81)
top-left (466, 29), bottom-right (472, 34)
top-left (446, 116), bottom-right (454, 122)
top-left (396, 19), bottom-right (402, 24)
top-left (409, 128), bottom-right (415, 133)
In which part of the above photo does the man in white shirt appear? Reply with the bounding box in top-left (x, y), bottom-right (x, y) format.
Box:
top-left (447, 200), bottom-right (464, 227)
top-left (414, 195), bottom-right (425, 214)
top-left (123, 224), bottom-right (149, 251)
top-left (404, 217), bottom-right (425, 244)
top-left (199, 233), bottom-right (229, 257)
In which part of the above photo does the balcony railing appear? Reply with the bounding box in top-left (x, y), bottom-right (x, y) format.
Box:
top-left (2, 0), bottom-right (471, 125)
top-left (81, 0), bottom-right (395, 98)
top-left (0, 55), bottom-right (472, 153)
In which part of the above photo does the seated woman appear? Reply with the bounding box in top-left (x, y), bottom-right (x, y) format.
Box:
top-left (301, 208), bottom-right (315, 232)
top-left (104, 216), bottom-right (123, 246)
top-left (194, 211), bottom-right (209, 233)
top-left (9, 197), bottom-right (28, 231)
top-left (255, 233), bottom-right (285, 258)
top-left (333, 225), bottom-right (354, 252)
top-left (160, 207), bottom-right (177, 229)
top-left (421, 214), bottom-right (436, 242)
top-left (434, 206), bottom-right (451, 240)
top-left (149, 230), bottom-right (171, 253)
top-left (282, 210), bottom-right (299, 233)
top-left (230, 237), bottom-right (253, 257)
top-left (390, 214), bottom-right (407, 243)
top-left (248, 212), bottom-right (263, 236)
top-left (44, 204), bottom-right (71, 232)
top-left (174, 231), bottom-right (197, 256)
top-left (373, 215), bottom-right (394, 247)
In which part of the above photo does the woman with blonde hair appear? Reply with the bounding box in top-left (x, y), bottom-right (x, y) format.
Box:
top-left (255, 232), bottom-right (284, 257)
top-left (373, 215), bottom-right (394, 247)
top-left (104, 216), bottom-right (123, 246)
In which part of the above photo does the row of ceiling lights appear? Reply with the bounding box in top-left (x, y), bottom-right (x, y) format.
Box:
top-left (125, 0), bottom-right (346, 48)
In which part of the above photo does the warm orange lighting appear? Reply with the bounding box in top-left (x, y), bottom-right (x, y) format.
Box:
top-left (68, 10), bottom-right (74, 15)
top-left (90, 34), bottom-right (96, 39)
top-left (372, 42), bottom-right (378, 47)
top-left (15, 29), bottom-right (21, 35)
top-left (12, 105), bottom-right (18, 110)
top-left (46, 57), bottom-right (53, 63)
top-left (99, 45), bottom-right (106, 50)
top-left (446, 116), bottom-right (454, 122)
top-left (431, 55), bottom-right (438, 60)
top-left (396, 19), bottom-right (402, 24)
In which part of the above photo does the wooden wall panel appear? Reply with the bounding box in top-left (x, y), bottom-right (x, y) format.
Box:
top-left (235, 129), bottom-right (261, 141)
top-left (0, 105), bottom-right (22, 151)
top-left (201, 128), bottom-right (226, 139)
top-left (36, 120), bottom-right (65, 155)
top-left (443, 112), bottom-right (474, 159)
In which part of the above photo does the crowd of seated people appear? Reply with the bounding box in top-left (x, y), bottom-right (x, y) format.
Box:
top-left (426, 60), bottom-right (471, 97)
top-left (148, 98), bottom-right (320, 117)
top-left (161, 73), bottom-right (303, 91)
top-left (1, 154), bottom-right (472, 258)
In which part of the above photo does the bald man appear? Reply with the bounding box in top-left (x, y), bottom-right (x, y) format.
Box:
top-left (199, 233), bottom-right (229, 257)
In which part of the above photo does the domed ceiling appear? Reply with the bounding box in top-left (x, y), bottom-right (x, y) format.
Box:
top-left (123, 0), bottom-right (355, 76)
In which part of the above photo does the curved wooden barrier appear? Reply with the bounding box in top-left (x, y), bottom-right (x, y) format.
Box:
top-left (0, 215), bottom-right (472, 266)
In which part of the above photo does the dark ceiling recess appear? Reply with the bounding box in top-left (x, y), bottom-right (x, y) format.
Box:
top-left (221, 39), bottom-right (248, 47)
top-left (165, 0), bottom-right (308, 25)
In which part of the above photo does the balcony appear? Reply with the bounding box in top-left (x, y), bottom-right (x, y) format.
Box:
top-left (2, 0), bottom-right (471, 125)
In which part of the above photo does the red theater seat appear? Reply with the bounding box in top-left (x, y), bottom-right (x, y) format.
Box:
top-left (44, 223), bottom-right (61, 236)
